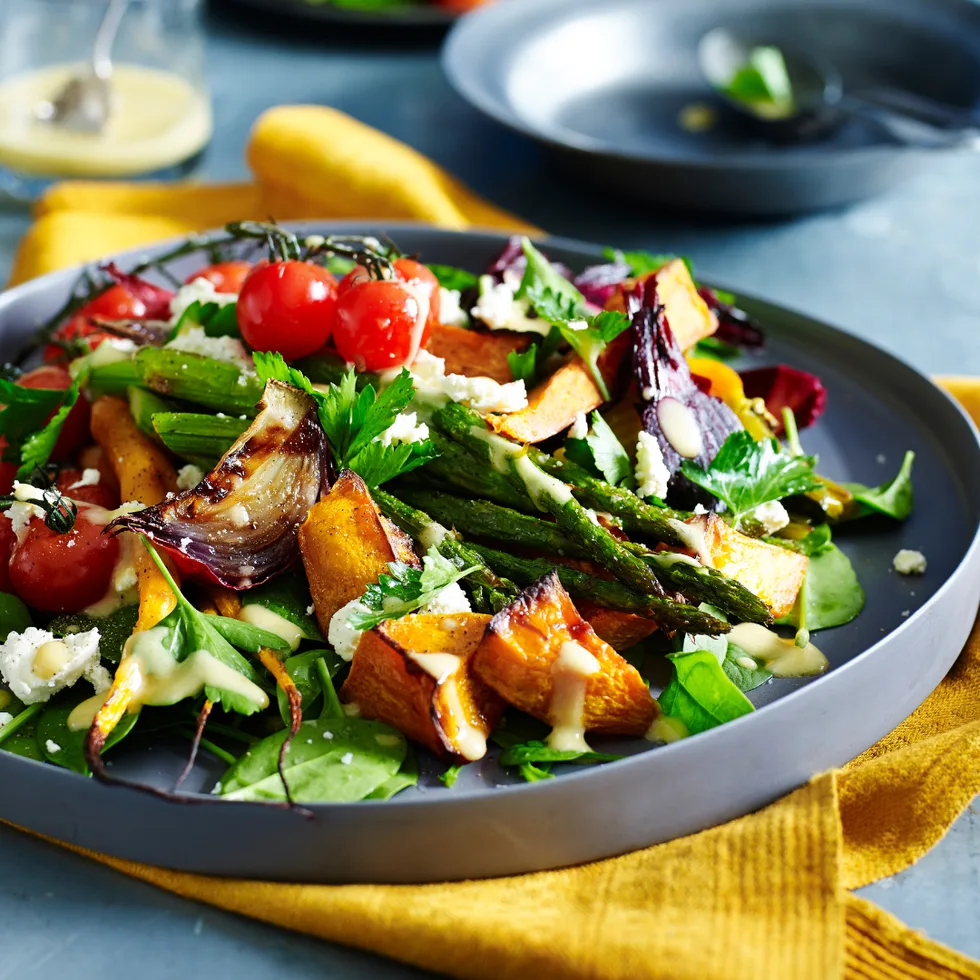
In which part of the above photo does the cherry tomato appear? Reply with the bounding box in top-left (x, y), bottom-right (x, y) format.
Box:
top-left (185, 260), bottom-right (253, 294)
top-left (9, 515), bottom-right (119, 613)
top-left (44, 284), bottom-right (151, 361)
top-left (56, 468), bottom-right (120, 510)
top-left (0, 439), bottom-right (16, 495)
top-left (0, 515), bottom-right (14, 594)
top-left (332, 260), bottom-right (441, 372)
top-left (18, 366), bottom-right (90, 461)
top-left (236, 261), bottom-right (338, 361)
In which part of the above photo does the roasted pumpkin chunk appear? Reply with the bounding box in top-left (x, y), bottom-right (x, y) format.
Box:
top-left (342, 612), bottom-right (503, 762)
top-left (578, 602), bottom-right (658, 652)
top-left (426, 322), bottom-right (532, 385)
top-left (687, 514), bottom-right (807, 619)
top-left (487, 332), bottom-right (632, 444)
top-left (473, 571), bottom-right (657, 738)
top-left (299, 469), bottom-right (419, 635)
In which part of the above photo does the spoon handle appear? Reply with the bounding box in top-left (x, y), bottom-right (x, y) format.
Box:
top-left (854, 86), bottom-right (980, 131)
top-left (93, 0), bottom-right (128, 80)
top-left (838, 94), bottom-right (980, 150)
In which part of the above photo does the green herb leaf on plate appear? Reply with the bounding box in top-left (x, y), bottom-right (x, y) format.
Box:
top-left (659, 649), bottom-right (755, 735)
top-left (564, 410), bottom-right (634, 488)
top-left (498, 739), bottom-right (623, 766)
top-left (17, 378), bottom-right (81, 480)
top-left (843, 450), bottom-right (914, 521)
top-left (427, 264), bottom-right (478, 293)
top-left (276, 649), bottom-right (344, 727)
top-left (603, 248), bottom-right (694, 278)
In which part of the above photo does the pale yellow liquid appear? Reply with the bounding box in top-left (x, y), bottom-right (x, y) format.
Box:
top-left (0, 63), bottom-right (212, 177)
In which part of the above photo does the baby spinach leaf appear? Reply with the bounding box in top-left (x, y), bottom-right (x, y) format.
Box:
top-left (203, 614), bottom-right (291, 654)
top-left (723, 644), bottom-right (772, 693)
top-left (169, 300), bottom-right (239, 340)
top-left (0, 592), bottom-right (32, 640)
top-left (37, 695), bottom-right (139, 775)
top-left (365, 749), bottom-right (418, 800)
top-left (844, 450), bottom-right (915, 521)
top-left (779, 543), bottom-right (865, 632)
top-left (603, 248), bottom-right (693, 278)
top-left (2, 726), bottom-right (44, 761)
top-left (659, 649), bottom-right (755, 735)
top-left (18, 379), bottom-right (81, 479)
top-left (681, 430), bottom-right (821, 520)
top-left (499, 740), bottom-right (623, 766)
top-left (49, 605), bottom-right (139, 663)
top-left (427, 264), bottom-right (478, 292)
top-left (276, 649), bottom-right (344, 727)
top-left (216, 716), bottom-right (406, 803)
top-left (0, 378), bottom-right (68, 466)
top-left (440, 764), bottom-right (463, 788)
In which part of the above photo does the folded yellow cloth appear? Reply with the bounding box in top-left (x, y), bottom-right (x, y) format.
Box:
top-left (6, 105), bottom-right (980, 980)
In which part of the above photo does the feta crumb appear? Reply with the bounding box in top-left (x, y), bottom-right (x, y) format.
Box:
top-left (583, 508), bottom-right (601, 526)
top-left (45, 739), bottom-right (61, 754)
top-left (0, 628), bottom-right (102, 704)
top-left (439, 287), bottom-right (469, 327)
top-left (635, 431), bottom-right (671, 500)
top-left (4, 481), bottom-right (46, 534)
top-left (323, 730), bottom-right (334, 740)
top-left (179, 537), bottom-right (193, 551)
top-left (166, 326), bottom-right (249, 367)
top-left (306, 604), bottom-right (315, 616)
top-left (750, 500), bottom-right (790, 535)
top-left (0, 712), bottom-right (12, 727)
top-left (340, 752), bottom-right (354, 765)
top-left (693, 503), bottom-right (708, 516)
top-left (379, 412), bottom-right (429, 447)
top-left (893, 549), bottom-right (927, 575)
top-left (442, 373), bottom-right (527, 415)
top-left (328, 598), bottom-right (370, 662)
top-left (176, 464), bottom-right (205, 491)
top-left (169, 277), bottom-right (238, 321)
top-left (68, 469), bottom-right (101, 490)
top-left (901, 609), bottom-right (911, 617)
top-left (420, 581), bottom-right (472, 616)
top-left (343, 702), bottom-right (362, 717)
top-left (876, 454), bottom-right (887, 465)
top-left (568, 412), bottom-right (589, 440)
top-left (470, 275), bottom-right (548, 335)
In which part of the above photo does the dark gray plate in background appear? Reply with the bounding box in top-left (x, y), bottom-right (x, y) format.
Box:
top-left (443, 0), bottom-right (980, 215)
top-left (228, 0), bottom-right (454, 29)
top-left (1, 224), bottom-right (978, 883)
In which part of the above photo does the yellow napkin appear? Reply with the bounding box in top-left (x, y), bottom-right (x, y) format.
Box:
top-left (7, 105), bottom-right (980, 980)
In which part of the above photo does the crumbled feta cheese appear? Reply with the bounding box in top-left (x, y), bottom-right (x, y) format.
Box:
top-left (568, 412), bottom-right (589, 440)
top-left (583, 508), bottom-right (601, 526)
top-left (876, 454), bottom-right (887, 464)
top-left (420, 581), bottom-right (472, 616)
top-left (386, 350), bottom-right (529, 416)
top-left (693, 503), bottom-right (709, 516)
top-left (323, 730), bottom-right (334, 740)
top-left (635, 432), bottom-right (670, 500)
top-left (45, 739), bottom-right (61, 754)
top-left (343, 701), bottom-right (362, 717)
top-left (380, 412), bottom-right (429, 447)
top-left (306, 604), bottom-right (315, 616)
top-left (750, 500), bottom-right (790, 534)
top-left (439, 287), bottom-right (469, 327)
top-left (176, 463), bottom-right (205, 491)
top-left (68, 469), bottom-right (101, 490)
top-left (340, 752), bottom-right (354, 765)
top-left (170, 277), bottom-right (238, 321)
top-left (0, 712), bottom-right (12, 727)
top-left (304, 234), bottom-right (325, 249)
top-left (893, 549), bottom-right (927, 575)
top-left (165, 326), bottom-right (250, 367)
top-left (0, 628), bottom-right (103, 704)
top-left (442, 373), bottom-right (527, 414)
top-left (3, 482), bottom-right (46, 534)
top-left (328, 598), bottom-right (370, 662)
top-left (470, 275), bottom-right (548, 335)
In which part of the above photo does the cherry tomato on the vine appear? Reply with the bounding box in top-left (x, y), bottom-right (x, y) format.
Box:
top-left (9, 515), bottom-right (119, 613)
top-left (185, 260), bottom-right (253, 294)
top-left (332, 259), bottom-right (441, 372)
top-left (44, 284), bottom-right (152, 361)
top-left (236, 261), bottom-right (338, 361)
top-left (17, 365), bottom-right (91, 462)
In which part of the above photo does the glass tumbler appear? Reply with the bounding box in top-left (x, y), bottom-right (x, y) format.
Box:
top-left (0, 0), bottom-right (212, 200)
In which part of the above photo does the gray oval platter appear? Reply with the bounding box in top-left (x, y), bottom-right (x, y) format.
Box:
top-left (1, 224), bottom-right (979, 883)
top-left (442, 0), bottom-right (980, 215)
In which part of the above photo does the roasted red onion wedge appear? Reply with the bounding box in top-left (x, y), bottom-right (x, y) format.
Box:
top-left (629, 277), bottom-right (741, 506)
top-left (110, 380), bottom-right (330, 589)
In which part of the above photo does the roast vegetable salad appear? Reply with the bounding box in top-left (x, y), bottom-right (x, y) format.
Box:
top-left (0, 223), bottom-right (916, 802)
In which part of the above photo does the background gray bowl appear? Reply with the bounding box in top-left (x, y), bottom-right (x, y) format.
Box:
top-left (1, 224), bottom-right (978, 883)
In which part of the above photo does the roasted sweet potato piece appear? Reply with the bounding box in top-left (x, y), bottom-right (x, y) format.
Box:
top-left (342, 613), bottom-right (503, 762)
top-left (473, 571), bottom-right (657, 737)
top-left (686, 514), bottom-right (807, 619)
top-left (426, 323), bottom-right (532, 384)
top-left (488, 332), bottom-right (632, 444)
top-left (578, 602), bottom-right (658, 652)
top-left (299, 470), bottom-right (419, 634)
top-left (605, 258), bottom-right (717, 352)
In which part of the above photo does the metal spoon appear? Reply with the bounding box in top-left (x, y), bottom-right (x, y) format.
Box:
top-left (35, 0), bottom-right (129, 134)
top-left (697, 26), bottom-right (980, 149)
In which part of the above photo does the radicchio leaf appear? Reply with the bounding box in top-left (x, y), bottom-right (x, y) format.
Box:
top-left (630, 277), bottom-right (742, 505)
top-left (486, 236), bottom-right (573, 285)
top-left (739, 365), bottom-right (827, 434)
top-left (697, 287), bottom-right (766, 349)
top-left (102, 262), bottom-right (175, 321)
top-left (110, 380), bottom-right (329, 589)
top-left (573, 258), bottom-right (631, 308)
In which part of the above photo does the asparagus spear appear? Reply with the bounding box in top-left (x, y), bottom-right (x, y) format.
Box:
top-left (395, 487), bottom-right (772, 624)
top-left (135, 348), bottom-right (263, 415)
top-left (430, 402), bottom-right (668, 601)
top-left (373, 488), bottom-right (519, 613)
top-left (151, 412), bottom-right (248, 460)
top-left (470, 544), bottom-right (730, 636)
